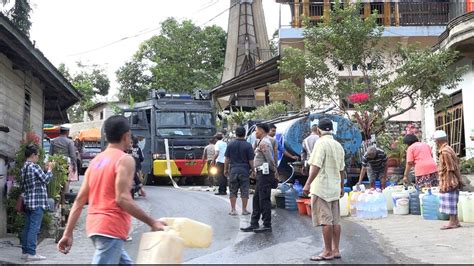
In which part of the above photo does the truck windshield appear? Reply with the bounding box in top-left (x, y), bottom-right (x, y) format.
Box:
top-left (156, 111), bottom-right (214, 136)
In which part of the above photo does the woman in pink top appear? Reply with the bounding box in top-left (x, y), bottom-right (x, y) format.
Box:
top-left (403, 134), bottom-right (439, 188)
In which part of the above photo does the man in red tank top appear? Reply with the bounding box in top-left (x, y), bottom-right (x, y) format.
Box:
top-left (57, 115), bottom-right (166, 264)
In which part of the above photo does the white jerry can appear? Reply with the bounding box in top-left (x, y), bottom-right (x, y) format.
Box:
top-left (161, 217), bottom-right (213, 248)
top-left (137, 230), bottom-right (184, 264)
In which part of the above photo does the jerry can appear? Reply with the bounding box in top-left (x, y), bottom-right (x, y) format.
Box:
top-left (161, 217), bottom-right (213, 248)
top-left (137, 230), bottom-right (184, 264)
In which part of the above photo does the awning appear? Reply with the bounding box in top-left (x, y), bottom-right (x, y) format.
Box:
top-left (210, 55), bottom-right (280, 101)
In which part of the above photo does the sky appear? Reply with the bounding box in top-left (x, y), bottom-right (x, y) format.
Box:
top-left (26, 0), bottom-right (291, 99)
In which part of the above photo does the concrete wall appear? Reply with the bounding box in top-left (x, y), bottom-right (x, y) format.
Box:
top-left (423, 58), bottom-right (474, 158)
top-left (87, 103), bottom-right (129, 122)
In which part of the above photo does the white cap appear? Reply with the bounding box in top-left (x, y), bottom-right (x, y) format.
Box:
top-left (433, 130), bottom-right (447, 140)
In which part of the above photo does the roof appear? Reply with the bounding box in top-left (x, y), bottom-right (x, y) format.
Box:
top-left (0, 14), bottom-right (81, 123)
top-left (210, 55), bottom-right (280, 99)
top-left (88, 101), bottom-right (125, 111)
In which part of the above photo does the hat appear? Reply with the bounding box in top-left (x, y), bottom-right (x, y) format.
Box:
top-left (433, 130), bottom-right (447, 140)
top-left (60, 124), bottom-right (71, 131)
top-left (318, 118), bottom-right (333, 131)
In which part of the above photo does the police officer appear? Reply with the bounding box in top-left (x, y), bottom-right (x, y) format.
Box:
top-left (240, 123), bottom-right (278, 233)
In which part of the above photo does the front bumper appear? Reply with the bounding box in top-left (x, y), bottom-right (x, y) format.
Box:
top-left (153, 159), bottom-right (208, 177)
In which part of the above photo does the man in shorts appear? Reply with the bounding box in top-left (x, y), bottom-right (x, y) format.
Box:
top-left (224, 127), bottom-right (255, 216)
top-left (303, 118), bottom-right (345, 261)
top-left (357, 145), bottom-right (388, 189)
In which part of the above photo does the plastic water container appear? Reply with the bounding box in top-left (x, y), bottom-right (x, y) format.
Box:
top-left (392, 190), bottom-right (410, 215)
top-left (271, 189), bottom-right (280, 208)
top-left (293, 180), bottom-right (303, 197)
top-left (461, 193), bottom-right (474, 223)
top-left (458, 192), bottom-right (469, 222)
top-left (383, 186), bottom-right (403, 211)
top-left (357, 192), bottom-right (368, 219)
top-left (284, 188), bottom-right (298, 210)
top-left (409, 190), bottom-right (421, 215)
top-left (422, 189), bottom-right (439, 220)
top-left (350, 190), bottom-right (360, 217)
top-left (137, 230), bottom-right (184, 264)
top-left (339, 192), bottom-right (349, 217)
top-left (160, 218), bottom-right (213, 248)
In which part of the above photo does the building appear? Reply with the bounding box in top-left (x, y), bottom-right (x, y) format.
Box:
top-left (424, 11), bottom-right (474, 158)
top-left (0, 14), bottom-right (81, 236)
top-left (276, 0), bottom-right (473, 130)
top-left (84, 101), bottom-right (129, 122)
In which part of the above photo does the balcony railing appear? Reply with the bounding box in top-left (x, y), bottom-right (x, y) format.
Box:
top-left (285, 1), bottom-right (474, 28)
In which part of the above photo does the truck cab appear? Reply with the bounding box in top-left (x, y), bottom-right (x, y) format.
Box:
top-left (123, 89), bottom-right (216, 185)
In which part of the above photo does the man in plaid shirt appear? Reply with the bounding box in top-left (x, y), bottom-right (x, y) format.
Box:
top-left (21, 144), bottom-right (54, 261)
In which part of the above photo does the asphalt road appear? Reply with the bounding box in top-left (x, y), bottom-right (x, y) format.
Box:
top-left (125, 186), bottom-right (418, 264)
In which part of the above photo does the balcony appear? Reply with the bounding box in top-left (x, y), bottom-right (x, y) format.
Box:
top-left (280, 1), bottom-right (474, 28)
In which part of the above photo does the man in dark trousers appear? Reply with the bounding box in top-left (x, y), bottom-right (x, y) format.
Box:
top-left (224, 127), bottom-right (255, 216)
top-left (241, 123), bottom-right (279, 233)
top-left (50, 126), bottom-right (78, 192)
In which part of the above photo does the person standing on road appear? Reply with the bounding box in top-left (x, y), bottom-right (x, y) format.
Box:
top-left (130, 135), bottom-right (146, 198)
top-left (303, 118), bottom-right (345, 261)
top-left (241, 123), bottom-right (279, 233)
top-left (434, 130), bottom-right (463, 230)
top-left (224, 127), bottom-right (255, 216)
top-left (403, 134), bottom-right (439, 189)
top-left (20, 144), bottom-right (55, 262)
top-left (213, 133), bottom-right (228, 195)
top-left (57, 115), bottom-right (166, 264)
top-left (202, 138), bottom-right (216, 187)
top-left (357, 146), bottom-right (388, 189)
top-left (49, 126), bottom-right (78, 190)
top-left (268, 123), bottom-right (299, 166)
top-left (301, 125), bottom-right (320, 175)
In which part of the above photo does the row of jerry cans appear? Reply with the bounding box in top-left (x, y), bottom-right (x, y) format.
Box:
top-left (344, 186), bottom-right (388, 219)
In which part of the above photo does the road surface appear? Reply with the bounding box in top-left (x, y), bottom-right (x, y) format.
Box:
top-left (125, 186), bottom-right (417, 264)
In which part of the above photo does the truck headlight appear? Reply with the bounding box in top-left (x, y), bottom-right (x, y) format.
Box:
top-left (209, 166), bottom-right (218, 176)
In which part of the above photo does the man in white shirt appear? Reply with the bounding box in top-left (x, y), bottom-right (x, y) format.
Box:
top-left (213, 132), bottom-right (228, 195)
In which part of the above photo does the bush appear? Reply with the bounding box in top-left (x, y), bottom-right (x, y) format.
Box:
top-left (248, 102), bottom-right (288, 120)
top-left (460, 158), bottom-right (474, 175)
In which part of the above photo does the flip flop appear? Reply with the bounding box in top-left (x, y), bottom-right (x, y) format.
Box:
top-left (333, 254), bottom-right (342, 259)
top-left (229, 211), bottom-right (238, 216)
top-left (310, 255), bottom-right (334, 261)
top-left (242, 211), bottom-right (251, 216)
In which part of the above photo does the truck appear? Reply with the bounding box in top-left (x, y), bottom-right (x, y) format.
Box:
top-left (121, 89), bottom-right (216, 185)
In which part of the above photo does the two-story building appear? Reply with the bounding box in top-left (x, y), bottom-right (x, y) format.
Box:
top-left (276, 0), bottom-right (473, 134)
top-left (0, 14), bottom-right (80, 236)
top-left (424, 11), bottom-right (474, 158)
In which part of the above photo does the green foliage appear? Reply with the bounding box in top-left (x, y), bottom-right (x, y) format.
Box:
top-left (116, 18), bottom-right (226, 102)
top-left (377, 135), bottom-right (407, 164)
top-left (5, 132), bottom-right (55, 236)
top-left (278, 0), bottom-right (467, 134)
top-left (47, 155), bottom-right (68, 202)
top-left (247, 102), bottom-right (288, 121)
top-left (460, 158), bottom-right (474, 175)
top-left (2, 0), bottom-right (32, 37)
top-left (59, 63), bottom-right (111, 122)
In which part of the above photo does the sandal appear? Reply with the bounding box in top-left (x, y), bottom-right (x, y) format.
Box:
top-left (310, 255), bottom-right (334, 261)
top-left (229, 211), bottom-right (238, 216)
top-left (242, 211), bottom-right (251, 216)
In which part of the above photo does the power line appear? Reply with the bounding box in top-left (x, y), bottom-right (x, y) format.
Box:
top-left (65, 0), bottom-right (233, 58)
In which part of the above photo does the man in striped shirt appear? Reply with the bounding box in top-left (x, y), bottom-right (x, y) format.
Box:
top-left (357, 146), bottom-right (388, 189)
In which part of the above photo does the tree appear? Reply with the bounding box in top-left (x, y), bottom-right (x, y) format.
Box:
top-left (116, 18), bottom-right (226, 102)
top-left (59, 63), bottom-right (110, 122)
top-left (2, 0), bottom-right (32, 37)
top-left (278, 0), bottom-right (466, 135)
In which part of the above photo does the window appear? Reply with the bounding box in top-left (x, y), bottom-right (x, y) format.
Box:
top-left (188, 112), bottom-right (212, 127)
top-left (435, 103), bottom-right (465, 157)
top-left (23, 88), bottom-right (31, 132)
top-left (338, 64), bottom-right (344, 71)
top-left (156, 112), bottom-right (186, 126)
top-left (100, 111), bottom-right (104, 120)
top-left (352, 64), bottom-right (358, 71)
